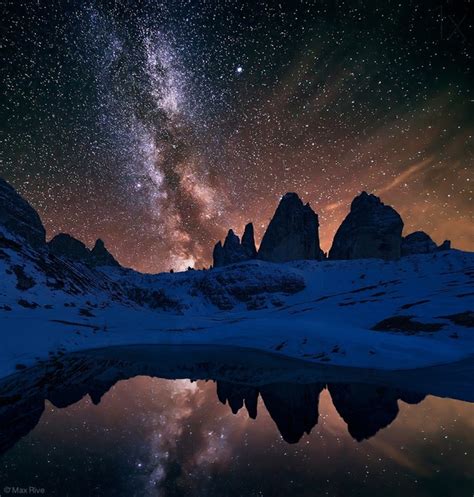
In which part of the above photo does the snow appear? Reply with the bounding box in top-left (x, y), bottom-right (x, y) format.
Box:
top-left (0, 227), bottom-right (473, 379)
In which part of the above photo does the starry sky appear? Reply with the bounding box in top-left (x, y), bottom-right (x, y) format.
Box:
top-left (2, 0), bottom-right (473, 272)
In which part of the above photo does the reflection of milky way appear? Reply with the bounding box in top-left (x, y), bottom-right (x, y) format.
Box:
top-left (1, 377), bottom-right (473, 497)
top-left (2, 2), bottom-right (473, 271)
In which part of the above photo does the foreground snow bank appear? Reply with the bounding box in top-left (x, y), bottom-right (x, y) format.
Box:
top-left (0, 228), bottom-right (473, 379)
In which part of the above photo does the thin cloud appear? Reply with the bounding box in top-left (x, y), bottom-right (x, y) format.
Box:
top-left (377, 157), bottom-right (434, 195)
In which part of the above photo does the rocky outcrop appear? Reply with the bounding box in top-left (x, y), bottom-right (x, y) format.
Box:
top-left (48, 233), bottom-right (90, 261)
top-left (328, 383), bottom-right (425, 441)
top-left (194, 260), bottom-right (305, 310)
top-left (260, 383), bottom-right (324, 443)
top-left (438, 240), bottom-right (451, 251)
top-left (401, 231), bottom-right (451, 256)
top-left (212, 223), bottom-right (257, 268)
top-left (216, 381), bottom-right (325, 443)
top-left (217, 381), bottom-right (259, 418)
top-left (89, 239), bottom-right (120, 267)
top-left (401, 231), bottom-right (436, 255)
top-left (0, 178), bottom-right (46, 248)
top-left (241, 223), bottom-right (257, 259)
top-left (329, 192), bottom-right (403, 261)
top-left (48, 234), bottom-right (119, 267)
top-left (258, 193), bottom-right (323, 263)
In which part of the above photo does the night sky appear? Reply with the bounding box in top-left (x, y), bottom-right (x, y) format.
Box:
top-left (2, 0), bottom-right (473, 272)
top-left (1, 377), bottom-right (473, 496)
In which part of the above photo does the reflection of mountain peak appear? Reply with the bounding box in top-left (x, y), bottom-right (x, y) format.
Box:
top-left (260, 383), bottom-right (325, 444)
top-left (217, 380), bottom-right (427, 444)
top-left (216, 381), bottom-right (325, 443)
top-left (328, 383), bottom-right (425, 441)
top-left (0, 349), bottom-right (461, 456)
top-left (217, 381), bottom-right (259, 418)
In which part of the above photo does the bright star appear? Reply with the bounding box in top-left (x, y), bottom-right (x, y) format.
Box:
top-left (236, 66), bottom-right (243, 74)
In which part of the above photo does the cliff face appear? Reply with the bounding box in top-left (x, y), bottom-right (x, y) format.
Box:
top-left (329, 192), bottom-right (403, 261)
top-left (48, 233), bottom-right (91, 261)
top-left (213, 223), bottom-right (257, 268)
top-left (258, 192), bottom-right (324, 263)
top-left (48, 234), bottom-right (119, 267)
top-left (0, 178), bottom-right (46, 248)
top-left (401, 231), bottom-right (451, 256)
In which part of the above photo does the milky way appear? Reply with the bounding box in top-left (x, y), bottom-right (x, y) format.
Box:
top-left (2, 1), bottom-right (473, 272)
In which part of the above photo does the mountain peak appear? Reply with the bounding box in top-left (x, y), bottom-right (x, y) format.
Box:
top-left (0, 178), bottom-right (46, 248)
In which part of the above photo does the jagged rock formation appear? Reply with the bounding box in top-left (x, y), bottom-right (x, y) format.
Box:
top-left (327, 383), bottom-right (425, 441)
top-left (48, 233), bottom-right (91, 261)
top-left (438, 240), bottom-right (451, 251)
top-left (216, 381), bottom-right (325, 443)
top-left (213, 223), bottom-right (257, 267)
top-left (241, 222), bottom-right (258, 259)
top-left (258, 192), bottom-right (323, 263)
top-left (48, 234), bottom-right (119, 267)
top-left (0, 178), bottom-right (46, 248)
top-left (329, 192), bottom-right (403, 261)
top-left (401, 231), bottom-right (451, 256)
top-left (217, 381), bottom-right (259, 418)
top-left (89, 239), bottom-right (120, 267)
top-left (401, 231), bottom-right (436, 256)
top-left (260, 383), bottom-right (324, 443)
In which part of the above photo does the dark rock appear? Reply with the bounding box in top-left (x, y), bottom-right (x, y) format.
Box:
top-left (329, 192), bottom-right (403, 261)
top-left (195, 261), bottom-right (305, 310)
top-left (438, 311), bottom-right (473, 328)
top-left (212, 223), bottom-right (257, 268)
top-left (258, 193), bottom-right (323, 263)
top-left (401, 231), bottom-right (437, 256)
top-left (89, 239), bottom-right (120, 267)
top-left (48, 233), bottom-right (90, 261)
top-left (125, 287), bottom-right (183, 312)
top-left (216, 381), bottom-right (324, 443)
top-left (0, 178), bottom-right (46, 248)
top-left (328, 383), bottom-right (425, 441)
top-left (0, 234), bottom-right (21, 251)
top-left (12, 265), bottom-right (36, 291)
top-left (241, 223), bottom-right (257, 259)
top-left (212, 241), bottom-right (224, 268)
top-left (216, 381), bottom-right (259, 418)
top-left (17, 299), bottom-right (39, 309)
top-left (437, 240), bottom-right (451, 251)
top-left (260, 383), bottom-right (324, 443)
top-left (79, 308), bottom-right (95, 317)
top-left (371, 315), bottom-right (444, 333)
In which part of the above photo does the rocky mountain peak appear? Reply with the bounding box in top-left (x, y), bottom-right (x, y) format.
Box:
top-left (0, 178), bottom-right (46, 248)
top-left (212, 224), bottom-right (257, 268)
top-left (329, 191), bottom-right (403, 261)
top-left (401, 231), bottom-right (452, 256)
top-left (48, 234), bottom-right (120, 267)
top-left (241, 223), bottom-right (257, 259)
top-left (48, 233), bottom-right (90, 261)
top-left (89, 239), bottom-right (120, 267)
top-left (223, 229), bottom-right (240, 250)
top-left (258, 192), bottom-right (323, 263)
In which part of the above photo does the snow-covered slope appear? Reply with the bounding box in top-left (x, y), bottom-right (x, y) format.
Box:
top-left (1, 222), bottom-right (473, 379)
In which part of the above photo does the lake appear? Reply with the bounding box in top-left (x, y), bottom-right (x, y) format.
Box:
top-left (0, 346), bottom-right (473, 496)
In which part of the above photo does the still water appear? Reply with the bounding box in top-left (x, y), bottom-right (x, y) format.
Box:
top-left (0, 347), bottom-right (472, 497)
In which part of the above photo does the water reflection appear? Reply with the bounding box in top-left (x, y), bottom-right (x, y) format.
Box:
top-left (0, 347), bottom-right (473, 496)
top-left (216, 381), bottom-right (425, 443)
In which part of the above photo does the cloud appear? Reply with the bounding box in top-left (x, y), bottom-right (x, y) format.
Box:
top-left (376, 157), bottom-right (434, 196)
